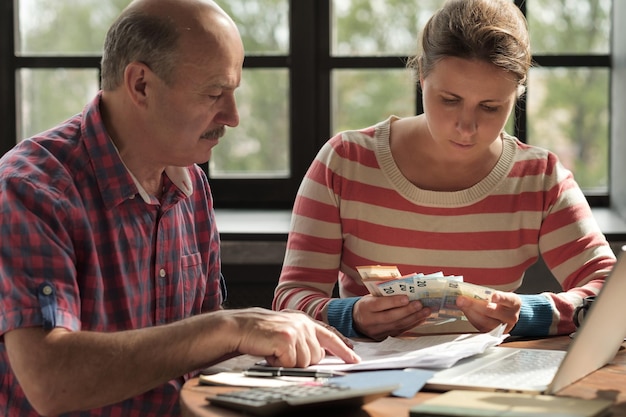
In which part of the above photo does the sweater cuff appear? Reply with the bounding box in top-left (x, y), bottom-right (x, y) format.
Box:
top-left (327, 297), bottom-right (363, 338)
top-left (510, 294), bottom-right (553, 337)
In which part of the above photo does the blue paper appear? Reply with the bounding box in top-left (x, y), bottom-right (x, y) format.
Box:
top-left (329, 369), bottom-right (434, 398)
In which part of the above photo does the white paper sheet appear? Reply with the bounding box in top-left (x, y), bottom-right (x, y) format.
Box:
top-left (311, 324), bottom-right (507, 371)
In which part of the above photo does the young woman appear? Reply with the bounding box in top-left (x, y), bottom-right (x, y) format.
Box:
top-left (273, 0), bottom-right (615, 341)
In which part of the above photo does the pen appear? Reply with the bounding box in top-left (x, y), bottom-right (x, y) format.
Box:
top-left (243, 366), bottom-right (345, 378)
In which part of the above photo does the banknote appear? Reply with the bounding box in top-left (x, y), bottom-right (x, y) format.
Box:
top-left (357, 265), bottom-right (495, 323)
top-left (356, 265), bottom-right (403, 296)
top-left (439, 280), bottom-right (495, 318)
top-left (410, 274), bottom-right (445, 314)
top-left (439, 280), bottom-right (463, 318)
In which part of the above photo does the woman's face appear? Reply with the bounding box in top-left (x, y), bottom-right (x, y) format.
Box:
top-left (421, 56), bottom-right (518, 162)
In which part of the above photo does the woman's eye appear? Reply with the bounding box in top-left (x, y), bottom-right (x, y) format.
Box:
top-left (482, 105), bottom-right (499, 113)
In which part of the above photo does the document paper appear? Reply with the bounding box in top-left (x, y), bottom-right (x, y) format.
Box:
top-left (311, 324), bottom-right (507, 371)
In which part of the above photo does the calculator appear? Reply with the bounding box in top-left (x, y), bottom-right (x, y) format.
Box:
top-left (205, 381), bottom-right (399, 416)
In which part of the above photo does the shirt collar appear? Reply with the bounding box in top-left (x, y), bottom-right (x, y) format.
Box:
top-left (124, 165), bottom-right (193, 204)
top-left (82, 92), bottom-right (194, 208)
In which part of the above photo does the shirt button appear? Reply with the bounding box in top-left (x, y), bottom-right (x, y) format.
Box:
top-left (159, 269), bottom-right (166, 278)
top-left (41, 285), bottom-right (53, 296)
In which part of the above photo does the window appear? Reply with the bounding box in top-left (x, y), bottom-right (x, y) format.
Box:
top-left (525, 0), bottom-right (611, 198)
top-left (0, 0), bottom-right (613, 208)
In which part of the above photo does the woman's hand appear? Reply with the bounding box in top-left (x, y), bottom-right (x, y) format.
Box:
top-left (353, 294), bottom-right (432, 340)
top-left (456, 291), bottom-right (521, 333)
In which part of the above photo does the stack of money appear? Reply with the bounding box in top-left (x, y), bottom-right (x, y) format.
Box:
top-left (356, 265), bottom-right (495, 324)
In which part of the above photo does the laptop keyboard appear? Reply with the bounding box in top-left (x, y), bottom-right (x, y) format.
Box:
top-left (453, 349), bottom-right (565, 387)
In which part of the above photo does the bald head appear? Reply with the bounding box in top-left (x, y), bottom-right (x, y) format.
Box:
top-left (127, 0), bottom-right (236, 30)
top-left (101, 0), bottom-right (241, 91)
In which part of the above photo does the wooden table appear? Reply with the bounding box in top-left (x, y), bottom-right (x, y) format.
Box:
top-left (180, 336), bottom-right (626, 417)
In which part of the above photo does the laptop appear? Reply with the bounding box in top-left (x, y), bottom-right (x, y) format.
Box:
top-left (425, 249), bottom-right (626, 394)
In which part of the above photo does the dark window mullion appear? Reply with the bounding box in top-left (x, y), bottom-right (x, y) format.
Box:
top-left (1, 1), bottom-right (16, 155)
top-left (315, 0), bottom-right (332, 148)
top-left (238, 56), bottom-right (289, 68)
top-left (15, 56), bottom-right (102, 68)
top-left (329, 56), bottom-right (409, 69)
top-left (289, 0), bottom-right (320, 182)
top-left (532, 55), bottom-right (611, 67)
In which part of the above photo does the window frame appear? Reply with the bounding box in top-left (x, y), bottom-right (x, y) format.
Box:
top-left (0, 0), bottom-right (612, 209)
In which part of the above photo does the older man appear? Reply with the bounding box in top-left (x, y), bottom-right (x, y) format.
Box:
top-left (0, 1), bottom-right (358, 415)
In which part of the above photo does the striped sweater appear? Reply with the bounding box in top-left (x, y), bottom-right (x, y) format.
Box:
top-left (273, 116), bottom-right (616, 337)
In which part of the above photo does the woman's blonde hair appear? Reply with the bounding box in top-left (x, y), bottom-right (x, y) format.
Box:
top-left (407, 0), bottom-right (531, 92)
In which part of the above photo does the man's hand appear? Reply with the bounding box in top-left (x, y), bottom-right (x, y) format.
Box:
top-left (353, 294), bottom-right (432, 340)
top-left (456, 291), bottom-right (521, 333)
top-left (228, 308), bottom-right (361, 367)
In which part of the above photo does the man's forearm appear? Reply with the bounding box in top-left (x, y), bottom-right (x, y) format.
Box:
top-left (4, 312), bottom-right (233, 416)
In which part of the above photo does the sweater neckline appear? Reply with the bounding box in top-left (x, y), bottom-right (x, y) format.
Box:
top-left (375, 116), bottom-right (516, 207)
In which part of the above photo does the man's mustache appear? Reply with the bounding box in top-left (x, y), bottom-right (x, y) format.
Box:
top-left (201, 126), bottom-right (225, 140)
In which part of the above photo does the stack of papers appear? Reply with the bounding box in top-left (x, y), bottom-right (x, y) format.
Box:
top-left (312, 324), bottom-right (508, 371)
top-left (203, 326), bottom-right (508, 395)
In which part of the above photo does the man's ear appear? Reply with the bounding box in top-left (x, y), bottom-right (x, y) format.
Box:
top-left (123, 61), bottom-right (150, 107)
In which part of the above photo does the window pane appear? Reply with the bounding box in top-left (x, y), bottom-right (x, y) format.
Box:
top-left (219, 0), bottom-right (289, 55)
top-left (17, 0), bottom-right (289, 56)
top-left (527, 0), bottom-right (611, 54)
top-left (332, 69), bottom-right (416, 133)
top-left (18, 69), bottom-right (100, 140)
top-left (209, 69), bottom-right (289, 178)
top-left (527, 67), bottom-right (609, 192)
top-left (17, 0), bottom-right (126, 55)
top-left (332, 0), bottom-right (445, 56)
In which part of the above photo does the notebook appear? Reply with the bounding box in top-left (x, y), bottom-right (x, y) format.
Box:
top-left (409, 390), bottom-right (613, 417)
top-left (425, 248), bottom-right (626, 394)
